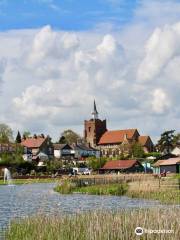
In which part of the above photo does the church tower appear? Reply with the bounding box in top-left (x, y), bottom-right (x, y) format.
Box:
top-left (84, 100), bottom-right (107, 148)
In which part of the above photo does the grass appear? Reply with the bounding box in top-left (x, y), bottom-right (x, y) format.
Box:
top-left (73, 183), bottom-right (128, 196)
top-left (55, 178), bottom-right (180, 204)
top-left (126, 180), bottom-right (180, 205)
top-left (126, 189), bottom-right (180, 204)
top-left (54, 181), bottom-right (128, 196)
top-left (0, 178), bottom-right (57, 185)
top-left (5, 208), bottom-right (180, 240)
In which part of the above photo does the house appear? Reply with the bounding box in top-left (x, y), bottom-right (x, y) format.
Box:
top-left (21, 135), bottom-right (53, 162)
top-left (84, 101), bottom-right (154, 157)
top-left (53, 144), bottom-right (75, 159)
top-left (100, 159), bottom-right (144, 174)
top-left (153, 158), bottom-right (180, 174)
top-left (72, 143), bottom-right (100, 159)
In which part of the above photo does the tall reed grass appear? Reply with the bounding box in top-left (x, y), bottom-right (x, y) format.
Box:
top-left (6, 208), bottom-right (180, 240)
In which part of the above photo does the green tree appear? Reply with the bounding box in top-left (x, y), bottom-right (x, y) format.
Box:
top-left (22, 131), bottom-right (31, 139)
top-left (60, 129), bottom-right (81, 145)
top-left (16, 131), bottom-right (22, 143)
top-left (0, 123), bottom-right (13, 143)
top-left (58, 136), bottom-right (67, 144)
top-left (46, 160), bottom-right (63, 173)
top-left (87, 157), bottom-right (107, 171)
top-left (156, 130), bottom-right (175, 154)
top-left (131, 142), bottom-right (145, 158)
top-left (173, 133), bottom-right (180, 147)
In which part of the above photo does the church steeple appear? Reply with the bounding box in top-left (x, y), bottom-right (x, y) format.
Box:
top-left (92, 100), bottom-right (98, 119)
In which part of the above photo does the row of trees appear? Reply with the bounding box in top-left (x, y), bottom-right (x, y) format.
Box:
top-left (0, 123), bottom-right (81, 145)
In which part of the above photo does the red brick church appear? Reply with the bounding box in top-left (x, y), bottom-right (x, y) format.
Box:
top-left (84, 101), bottom-right (154, 157)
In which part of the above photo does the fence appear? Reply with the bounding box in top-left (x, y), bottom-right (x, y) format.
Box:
top-left (70, 174), bottom-right (180, 190)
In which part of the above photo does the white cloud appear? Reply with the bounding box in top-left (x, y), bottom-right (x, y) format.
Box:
top-left (151, 88), bottom-right (170, 114)
top-left (1, 0), bottom-right (180, 141)
top-left (137, 22), bottom-right (180, 81)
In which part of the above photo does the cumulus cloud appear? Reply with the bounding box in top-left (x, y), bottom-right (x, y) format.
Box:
top-left (0, 0), bottom-right (180, 141)
top-left (137, 22), bottom-right (180, 82)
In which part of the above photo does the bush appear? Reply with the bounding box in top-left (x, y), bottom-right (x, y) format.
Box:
top-left (54, 180), bottom-right (76, 194)
top-left (87, 157), bottom-right (107, 171)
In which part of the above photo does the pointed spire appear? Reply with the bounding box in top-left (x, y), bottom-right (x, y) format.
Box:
top-left (92, 100), bottom-right (99, 119)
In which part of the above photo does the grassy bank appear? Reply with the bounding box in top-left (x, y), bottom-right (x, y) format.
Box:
top-left (0, 178), bottom-right (57, 185)
top-left (55, 179), bottom-right (180, 204)
top-left (54, 181), bottom-right (128, 196)
top-left (6, 208), bottom-right (180, 240)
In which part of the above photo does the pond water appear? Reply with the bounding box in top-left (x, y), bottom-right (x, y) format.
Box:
top-left (0, 183), bottom-right (170, 232)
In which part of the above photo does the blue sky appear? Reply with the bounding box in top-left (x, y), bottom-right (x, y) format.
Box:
top-left (0, 0), bottom-right (138, 31)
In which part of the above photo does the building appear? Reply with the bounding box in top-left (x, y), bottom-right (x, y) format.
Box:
top-left (21, 135), bottom-right (53, 162)
top-left (100, 159), bottom-right (144, 173)
top-left (84, 101), bottom-right (154, 157)
top-left (72, 143), bottom-right (100, 159)
top-left (153, 158), bottom-right (180, 174)
top-left (84, 100), bottom-right (107, 148)
top-left (53, 144), bottom-right (75, 159)
top-left (138, 136), bottom-right (154, 153)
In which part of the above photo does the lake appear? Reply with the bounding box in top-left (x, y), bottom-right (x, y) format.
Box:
top-left (0, 182), bottom-right (167, 233)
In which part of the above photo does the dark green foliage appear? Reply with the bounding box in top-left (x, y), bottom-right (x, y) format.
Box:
top-left (46, 160), bottom-right (63, 173)
top-left (156, 130), bottom-right (175, 153)
top-left (15, 131), bottom-right (21, 143)
top-left (59, 129), bottom-right (81, 144)
top-left (58, 136), bottom-right (67, 144)
top-left (0, 145), bottom-right (35, 173)
top-left (87, 157), bottom-right (107, 170)
top-left (131, 142), bottom-right (145, 158)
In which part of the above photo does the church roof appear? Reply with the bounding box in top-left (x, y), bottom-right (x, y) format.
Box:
top-left (98, 129), bottom-right (138, 145)
top-left (138, 136), bottom-right (150, 146)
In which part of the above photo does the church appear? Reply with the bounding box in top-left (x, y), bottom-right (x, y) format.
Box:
top-left (84, 101), bottom-right (154, 157)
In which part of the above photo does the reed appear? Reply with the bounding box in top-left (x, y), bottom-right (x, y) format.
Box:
top-left (6, 208), bottom-right (180, 240)
top-left (54, 181), bottom-right (128, 196)
top-left (126, 180), bottom-right (180, 204)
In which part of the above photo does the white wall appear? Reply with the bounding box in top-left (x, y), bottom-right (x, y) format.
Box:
top-left (54, 150), bottom-right (61, 158)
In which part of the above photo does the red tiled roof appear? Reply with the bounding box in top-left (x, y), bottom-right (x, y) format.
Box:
top-left (101, 160), bottom-right (140, 170)
top-left (138, 136), bottom-right (149, 146)
top-left (98, 129), bottom-right (138, 145)
top-left (21, 137), bottom-right (46, 148)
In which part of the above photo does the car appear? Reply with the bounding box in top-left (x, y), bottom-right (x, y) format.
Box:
top-left (72, 167), bottom-right (91, 175)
